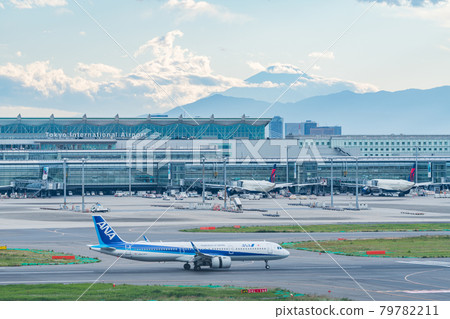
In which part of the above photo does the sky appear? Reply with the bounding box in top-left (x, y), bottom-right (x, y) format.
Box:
top-left (1, 0), bottom-right (450, 117)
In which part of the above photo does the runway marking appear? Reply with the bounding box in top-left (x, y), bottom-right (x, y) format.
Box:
top-left (405, 290), bottom-right (450, 294)
top-left (404, 268), bottom-right (448, 290)
top-left (41, 229), bottom-right (66, 236)
top-left (0, 280), bottom-right (94, 284)
top-left (372, 290), bottom-right (436, 301)
top-left (0, 271), bottom-right (94, 275)
top-left (397, 261), bottom-right (450, 268)
top-left (284, 266), bottom-right (362, 270)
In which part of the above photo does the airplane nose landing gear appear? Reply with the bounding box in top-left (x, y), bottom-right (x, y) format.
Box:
top-left (264, 260), bottom-right (270, 269)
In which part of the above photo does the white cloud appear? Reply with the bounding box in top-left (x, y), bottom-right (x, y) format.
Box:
top-left (79, 31), bottom-right (86, 36)
top-left (128, 30), bottom-right (245, 108)
top-left (358, 0), bottom-right (447, 7)
top-left (8, 0), bottom-right (67, 9)
top-left (0, 61), bottom-right (99, 97)
top-left (0, 3), bottom-right (4, 9)
top-left (362, 0), bottom-right (450, 28)
top-left (245, 81), bottom-right (281, 89)
top-left (76, 63), bottom-right (122, 78)
top-left (308, 51), bottom-right (335, 60)
top-left (306, 74), bottom-right (378, 93)
top-left (0, 105), bottom-right (80, 117)
top-left (0, 30), bottom-right (246, 113)
top-left (16, 51), bottom-right (22, 57)
top-left (440, 44), bottom-right (450, 52)
top-left (163, 0), bottom-right (248, 22)
top-left (134, 30), bottom-right (184, 58)
top-left (266, 63), bottom-right (304, 74)
top-left (247, 61), bottom-right (266, 72)
top-left (400, 1), bottom-right (450, 28)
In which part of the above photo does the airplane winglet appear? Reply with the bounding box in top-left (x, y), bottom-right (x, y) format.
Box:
top-left (143, 235), bottom-right (149, 242)
top-left (190, 241), bottom-right (199, 253)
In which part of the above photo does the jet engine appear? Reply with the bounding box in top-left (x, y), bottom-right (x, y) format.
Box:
top-left (210, 256), bottom-right (232, 268)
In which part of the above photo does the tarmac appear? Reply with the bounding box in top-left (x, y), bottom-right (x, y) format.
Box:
top-left (1, 194), bottom-right (450, 301)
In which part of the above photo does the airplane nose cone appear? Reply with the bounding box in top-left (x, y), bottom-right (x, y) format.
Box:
top-left (283, 249), bottom-right (290, 257)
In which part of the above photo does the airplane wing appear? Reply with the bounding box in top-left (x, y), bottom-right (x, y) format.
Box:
top-left (291, 182), bottom-right (322, 187)
top-left (415, 181), bottom-right (450, 187)
top-left (272, 183), bottom-right (293, 189)
top-left (341, 182), bottom-right (368, 188)
top-left (273, 182), bottom-right (322, 189)
top-left (205, 183), bottom-right (245, 192)
top-left (191, 242), bottom-right (212, 257)
top-left (204, 183), bottom-right (226, 189)
top-left (415, 182), bottom-right (433, 187)
top-left (189, 241), bottom-right (220, 264)
top-left (87, 244), bottom-right (116, 252)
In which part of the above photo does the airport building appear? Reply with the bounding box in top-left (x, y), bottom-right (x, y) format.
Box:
top-left (1, 116), bottom-right (450, 195)
top-left (286, 120), bottom-right (342, 138)
top-left (268, 116), bottom-right (284, 139)
top-left (0, 115), bottom-right (270, 149)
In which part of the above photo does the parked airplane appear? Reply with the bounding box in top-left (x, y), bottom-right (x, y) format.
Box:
top-left (347, 164), bottom-right (429, 196)
top-left (207, 164), bottom-right (318, 193)
top-left (89, 216), bottom-right (289, 271)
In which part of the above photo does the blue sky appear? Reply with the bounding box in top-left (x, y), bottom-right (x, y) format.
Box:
top-left (1, 0), bottom-right (450, 117)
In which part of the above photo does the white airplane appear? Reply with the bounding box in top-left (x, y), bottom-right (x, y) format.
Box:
top-left (89, 216), bottom-right (289, 271)
top-left (347, 164), bottom-right (430, 196)
top-left (362, 179), bottom-right (415, 196)
top-left (208, 164), bottom-right (319, 193)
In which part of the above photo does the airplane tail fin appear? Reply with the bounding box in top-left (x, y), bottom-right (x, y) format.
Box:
top-left (92, 215), bottom-right (125, 245)
top-left (270, 164), bottom-right (277, 183)
top-left (408, 164), bottom-right (416, 182)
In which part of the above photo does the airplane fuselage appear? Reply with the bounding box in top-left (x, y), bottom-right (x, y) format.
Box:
top-left (367, 179), bottom-right (415, 193)
top-left (90, 240), bottom-right (288, 262)
top-left (236, 180), bottom-right (276, 193)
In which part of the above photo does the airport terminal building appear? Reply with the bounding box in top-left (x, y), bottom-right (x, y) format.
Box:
top-left (1, 115), bottom-right (450, 195)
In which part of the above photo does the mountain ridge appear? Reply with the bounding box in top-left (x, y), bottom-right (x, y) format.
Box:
top-left (164, 85), bottom-right (450, 134)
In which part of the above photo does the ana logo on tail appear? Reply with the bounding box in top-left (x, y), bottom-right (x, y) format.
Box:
top-left (96, 221), bottom-right (116, 240)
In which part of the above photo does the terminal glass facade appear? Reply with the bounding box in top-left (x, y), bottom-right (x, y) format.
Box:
top-left (0, 117), bottom-right (269, 143)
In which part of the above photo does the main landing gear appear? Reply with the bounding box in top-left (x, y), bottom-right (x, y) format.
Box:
top-left (183, 263), bottom-right (201, 271)
top-left (265, 260), bottom-right (270, 269)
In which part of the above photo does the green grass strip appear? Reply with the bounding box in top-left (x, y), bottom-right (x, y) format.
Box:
top-left (181, 223), bottom-right (450, 233)
top-left (282, 235), bottom-right (450, 258)
top-left (0, 249), bottom-right (99, 267)
top-left (0, 283), bottom-right (348, 301)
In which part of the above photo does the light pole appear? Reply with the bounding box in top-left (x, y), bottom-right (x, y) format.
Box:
top-left (63, 158), bottom-right (67, 208)
top-left (415, 146), bottom-right (418, 185)
top-left (128, 165), bottom-right (132, 197)
top-left (202, 156), bottom-right (205, 204)
top-left (286, 146), bottom-right (289, 184)
top-left (223, 158), bottom-right (227, 210)
top-left (81, 158), bottom-right (85, 213)
top-left (330, 157), bottom-right (334, 208)
top-left (355, 157), bottom-right (359, 210)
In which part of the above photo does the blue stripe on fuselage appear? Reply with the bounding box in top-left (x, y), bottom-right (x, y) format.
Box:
top-left (106, 243), bottom-right (272, 257)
